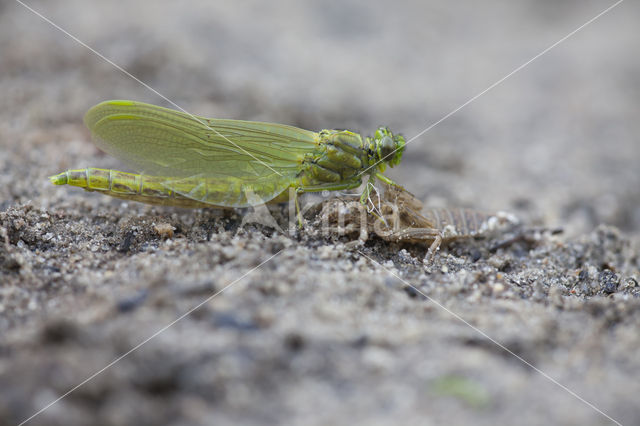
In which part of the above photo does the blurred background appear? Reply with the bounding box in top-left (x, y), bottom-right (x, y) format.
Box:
top-left (1, 0), bottom-right (638, 236)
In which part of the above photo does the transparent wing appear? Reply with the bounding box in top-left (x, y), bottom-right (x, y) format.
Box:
top-left (160, 173), bottom-right (294, 207)
top-left (84, 100), bottom-right (319, 205)
top-left (84, 100), bottom-right (318, 178)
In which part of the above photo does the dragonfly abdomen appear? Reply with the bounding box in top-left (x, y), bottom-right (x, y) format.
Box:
top-left (50, 168), bottom-right (293, 208)
top-left (49, 168), bottom-right (212, 208)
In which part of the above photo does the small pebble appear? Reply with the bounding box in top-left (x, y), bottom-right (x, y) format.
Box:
top-left (154, 223), bottom-right (176, 239)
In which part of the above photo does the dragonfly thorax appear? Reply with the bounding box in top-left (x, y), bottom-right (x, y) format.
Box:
top-left (298, 127), bottom-right (405, 189)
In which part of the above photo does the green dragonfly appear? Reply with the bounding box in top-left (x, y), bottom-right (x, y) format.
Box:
top-left (50, 100), bottom-right (406, 219)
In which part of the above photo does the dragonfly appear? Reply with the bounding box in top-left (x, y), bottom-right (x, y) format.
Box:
top-left (49, 100), bottom-right (406, 222)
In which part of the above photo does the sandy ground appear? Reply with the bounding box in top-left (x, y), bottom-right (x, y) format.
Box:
top-left (1, 1), bottom-right (639, 425)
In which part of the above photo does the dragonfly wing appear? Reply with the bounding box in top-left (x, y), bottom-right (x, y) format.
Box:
top-left (161, 172), bottom-right (293, 207)
top-left (84, 100), bottom-right (319, 180)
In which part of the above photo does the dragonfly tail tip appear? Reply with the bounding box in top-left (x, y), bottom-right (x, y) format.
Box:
top-left (49, 172), bottom-right (68, 185)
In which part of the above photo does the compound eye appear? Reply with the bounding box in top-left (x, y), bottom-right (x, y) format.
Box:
top-left (379, 135), bottom-right (395, 160)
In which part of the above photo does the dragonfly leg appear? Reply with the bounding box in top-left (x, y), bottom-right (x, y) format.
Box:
top-left (359, 174), bottom-right (375, 204)
top-left (375, 172), bottom-right (404, 189)
top-left (294, 189), bottom-right (303, 228)
top-left (359, 175), bottom-right (386, 224)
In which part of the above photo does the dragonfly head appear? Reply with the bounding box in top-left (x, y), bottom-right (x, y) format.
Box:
top-left (371, 127), bottom-right (405, 169)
